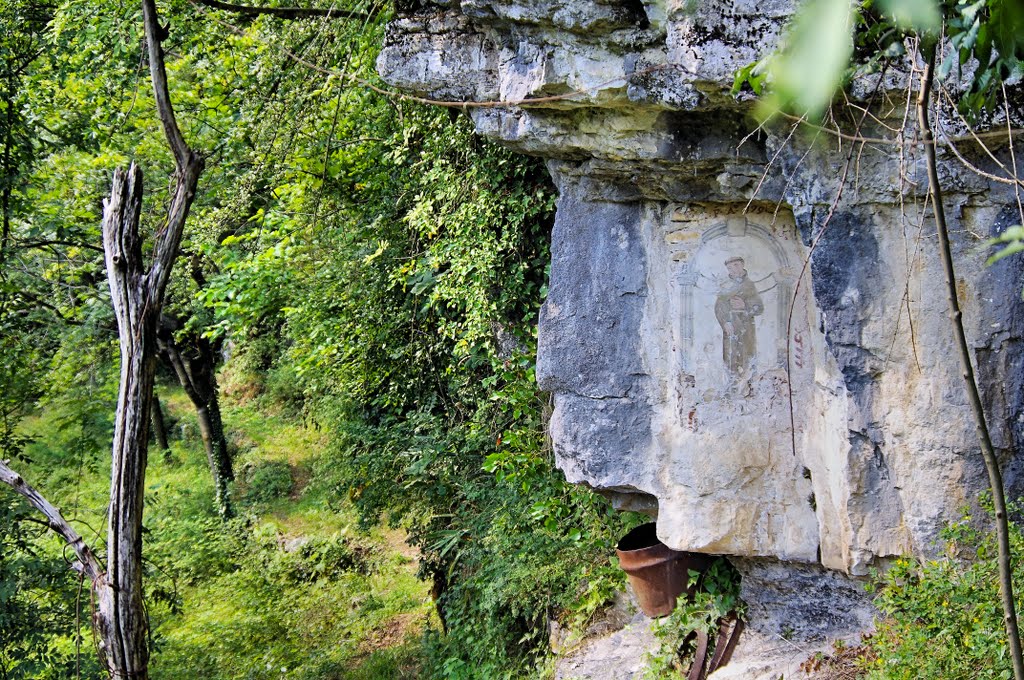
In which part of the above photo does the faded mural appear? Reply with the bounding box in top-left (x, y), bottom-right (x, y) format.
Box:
top-left (715, 255), bottom-right (763, 382)
top-left (669, 211), bottom-right (797, 404)
top-left (643, 205), bottom-right (823, 561)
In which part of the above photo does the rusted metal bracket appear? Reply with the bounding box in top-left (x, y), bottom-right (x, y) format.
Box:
top-left (686, 614), bottom-right (744, 680)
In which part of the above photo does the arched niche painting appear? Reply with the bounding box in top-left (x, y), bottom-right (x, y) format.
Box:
top-left (650, 208), bottom-right (821, 561)
top-left (670, 214), bottom-right (796, 403)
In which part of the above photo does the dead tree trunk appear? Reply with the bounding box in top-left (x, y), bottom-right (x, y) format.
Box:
top-left (151, 391), bottom-right (170, 454)
top-left (158, 319), bottom-right (233, 517)
top-left (0, 2), bottom-right (203, 677)
top-left (92, 0), bottom-right (206, 667)
top-left (97, 164), bottom-right (155, 678)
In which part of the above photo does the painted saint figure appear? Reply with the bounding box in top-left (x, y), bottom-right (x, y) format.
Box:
top-left (714, 256), bottom-right (764, 378)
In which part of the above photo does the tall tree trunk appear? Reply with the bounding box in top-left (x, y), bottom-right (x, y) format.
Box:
top-left (96, 163), bottom-right (154, 680)
top-left (918, 42), bottom-right (1024, 680)
top-left (158, 322), bottom-right (233, 517)
top-left (151, 391), bottom-right (170, 454)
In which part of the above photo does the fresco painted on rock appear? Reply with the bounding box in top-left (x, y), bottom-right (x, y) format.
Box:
top-left (646, 207), bottom-right (820, 561)
top-left (715, 255), bottom-right (764, 382)
top-left (670, 214), bottom-right (795, 404)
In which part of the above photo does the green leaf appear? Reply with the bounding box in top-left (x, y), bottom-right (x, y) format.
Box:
top-left (876, 0), bottom-right (940, 32)
top-left (994, 225), bottom-right (1024, 243)
top-left (766, 0), bottom-right (855, 118)
top-left (960, 0), bottom-right (986, 23)
top-left (986, 240), bottom-right (1024, 266)
top-left (938, 43), bottom-right (961, 80)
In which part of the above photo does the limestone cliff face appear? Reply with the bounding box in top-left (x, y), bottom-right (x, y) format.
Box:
top-left (377, 1), bottom-right (1024, 584)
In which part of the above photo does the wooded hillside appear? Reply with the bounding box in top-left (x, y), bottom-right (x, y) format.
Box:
top-left (0, 2), bottom-right (640, 677)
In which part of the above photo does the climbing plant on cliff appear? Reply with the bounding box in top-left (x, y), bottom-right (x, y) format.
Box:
top-left (199, 99), bottom-right (641, 674)
top-left (736, 0), bottom-right (1024, 676)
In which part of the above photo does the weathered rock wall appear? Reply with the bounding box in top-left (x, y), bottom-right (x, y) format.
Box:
top-left (377, 0), bottom-right (1024, 646)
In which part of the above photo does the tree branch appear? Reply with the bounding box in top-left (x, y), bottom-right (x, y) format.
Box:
top-left (193, 0), bottom-right (375, 21)
top-left (142, 0), bottom-right (189, 166)
top-left (159, 334), bottom-right (202, 404)
top-left (16, 239), bottom-right (106, 254)
top-left (9, 289), bottom-right (83, 326)
top-left (101, 166), bottom-right (146, 320)
top-left (0, 460), bottom-right (104, 582)
top-left (140, 0), bottom-right (205, 304)
top-left (918, 43), bottom-right (1024, 680)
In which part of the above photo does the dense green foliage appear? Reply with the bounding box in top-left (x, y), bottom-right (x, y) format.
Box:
top-left (0, 500), bottom-right (97, 679)
top-left (863, 504), bottom-right (1024, 679)
top-left (198, 64), bottom-right (638, 680)
top-left (141, 397), bottom-right (434, 680)
top-left (6, 387), bottom-right (436, 680)
top-left (0, 1), bottom-right (640, 677)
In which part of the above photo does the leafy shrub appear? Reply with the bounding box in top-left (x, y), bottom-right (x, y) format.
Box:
top-left (643, 559), bottom-right (744, 679)
top-left (862, 501), bottom-right (1024, 679)
top-left (0, 498), bottom-right (103, 679)
top-left (269, 535), bottom-right (375, 583)
top-left (242, 461), bottom-right (294, 505)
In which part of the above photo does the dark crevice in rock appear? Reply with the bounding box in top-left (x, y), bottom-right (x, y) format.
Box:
top-left (394, 0), bottom-right (429, 16)
top-left (808, 209), bottom-right (885, 402)
top-left (655, 109), bottom-right (762, 164)
top-left (622, 0), bottom-right (650, 30)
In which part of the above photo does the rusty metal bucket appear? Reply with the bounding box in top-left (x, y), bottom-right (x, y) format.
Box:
top-left (615, 522), bottom-right (715, 618)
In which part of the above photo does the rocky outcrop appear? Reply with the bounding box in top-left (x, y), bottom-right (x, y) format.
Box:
top-left (378, 0), bottom-right (1024, 661)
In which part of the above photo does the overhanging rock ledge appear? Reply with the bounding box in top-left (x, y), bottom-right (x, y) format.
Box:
top-left (377, 0), bottom-right (1024, 658)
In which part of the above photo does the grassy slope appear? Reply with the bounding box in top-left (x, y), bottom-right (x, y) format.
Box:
top-left (17, 385), bottom-right (435, 680)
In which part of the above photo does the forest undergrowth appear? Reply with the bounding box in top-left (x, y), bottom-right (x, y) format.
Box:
top-left (6, 381), bottom-right (437, 679)
top-left (0, 3), bottom-right (643, 676)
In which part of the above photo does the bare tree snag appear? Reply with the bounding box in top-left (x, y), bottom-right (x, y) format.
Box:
top-left (0, 2), bottom-right (204, 677)
top-left (918, 42), bottom-right (1024, 680)
top-left (91, 1), bottom-right (205, 670)
top-left (99, 163), bottom-right (154, 678)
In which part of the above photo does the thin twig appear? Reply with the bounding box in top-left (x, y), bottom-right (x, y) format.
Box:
top-left (938, 81), bottom-right (1023, 177)
top-left (744, 117), bottom-right (803, 214)
top-left (919, 44), bottom-right (1024, 680)
top-left (782, 71), bottom-right (886, 459)
top-left (770, 126), bottom-right (823, 225)
top-left (76, 571), bottom-right (85, 680)
top-left (884, 189), bottom-right (928, 372)
top-left (195, 0), bottom-right (375, 21)
top-left (778, 110), bottom-right (1024, 148)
